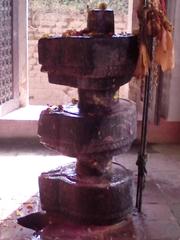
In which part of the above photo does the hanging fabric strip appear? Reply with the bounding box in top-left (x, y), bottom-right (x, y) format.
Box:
top-left (133, 0), bottom-right (174, 79)
top-left (160, 0), bottom-right (166, 13)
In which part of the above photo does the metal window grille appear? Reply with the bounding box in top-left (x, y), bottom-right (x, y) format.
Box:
top-left (0, 0), bottom-right (13, 105)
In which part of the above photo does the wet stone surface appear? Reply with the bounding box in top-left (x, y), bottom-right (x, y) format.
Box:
top-left (39, 162), bottom-right (133, 225)
top-left (38, 99), bottom-right (137, 160)
top-left (1, 141), bottom-right (180, 240)
top-left (37, 9), bottom-right (138, 237)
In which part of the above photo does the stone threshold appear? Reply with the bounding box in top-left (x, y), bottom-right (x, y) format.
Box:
top-left (0, 105), bottom-right (46, 138)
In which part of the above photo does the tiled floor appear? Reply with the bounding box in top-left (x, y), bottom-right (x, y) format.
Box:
top-left (0, 139), bottom-right (180, 240)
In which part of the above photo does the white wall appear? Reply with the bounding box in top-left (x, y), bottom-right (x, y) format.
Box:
top-left (167, 0), bottom-right (180, 121)
top-left (162, 0), bottom-right (180, 121)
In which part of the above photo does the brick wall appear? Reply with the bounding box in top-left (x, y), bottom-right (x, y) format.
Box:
top-left (28, 5), bottom-right (129, 105)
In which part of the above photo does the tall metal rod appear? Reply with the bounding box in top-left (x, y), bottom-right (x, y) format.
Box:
top-left (135, 70), bottom-right (151, 212)
top-left (135, 0), bottom-right (153, 210)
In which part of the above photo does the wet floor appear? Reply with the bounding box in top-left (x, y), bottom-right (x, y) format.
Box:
top-left (0, 139), bottom-right (180, 240)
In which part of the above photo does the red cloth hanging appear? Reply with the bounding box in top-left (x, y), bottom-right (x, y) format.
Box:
top-left (160, 0), bottom-right (166, 13)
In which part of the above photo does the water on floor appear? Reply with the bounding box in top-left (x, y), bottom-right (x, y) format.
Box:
top-left (0, 140), bottom-right (180, 240)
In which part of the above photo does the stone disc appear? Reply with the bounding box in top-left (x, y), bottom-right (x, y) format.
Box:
top-left (39, 162), bottom-right (133, 225)
top-left (38, 99), bottom-right (137, 158)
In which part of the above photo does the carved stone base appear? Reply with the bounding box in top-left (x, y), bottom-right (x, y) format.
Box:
top-left (40, 215), bottom-right (136, 240)
top-left (39, 162), bottom-right (133, 225)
